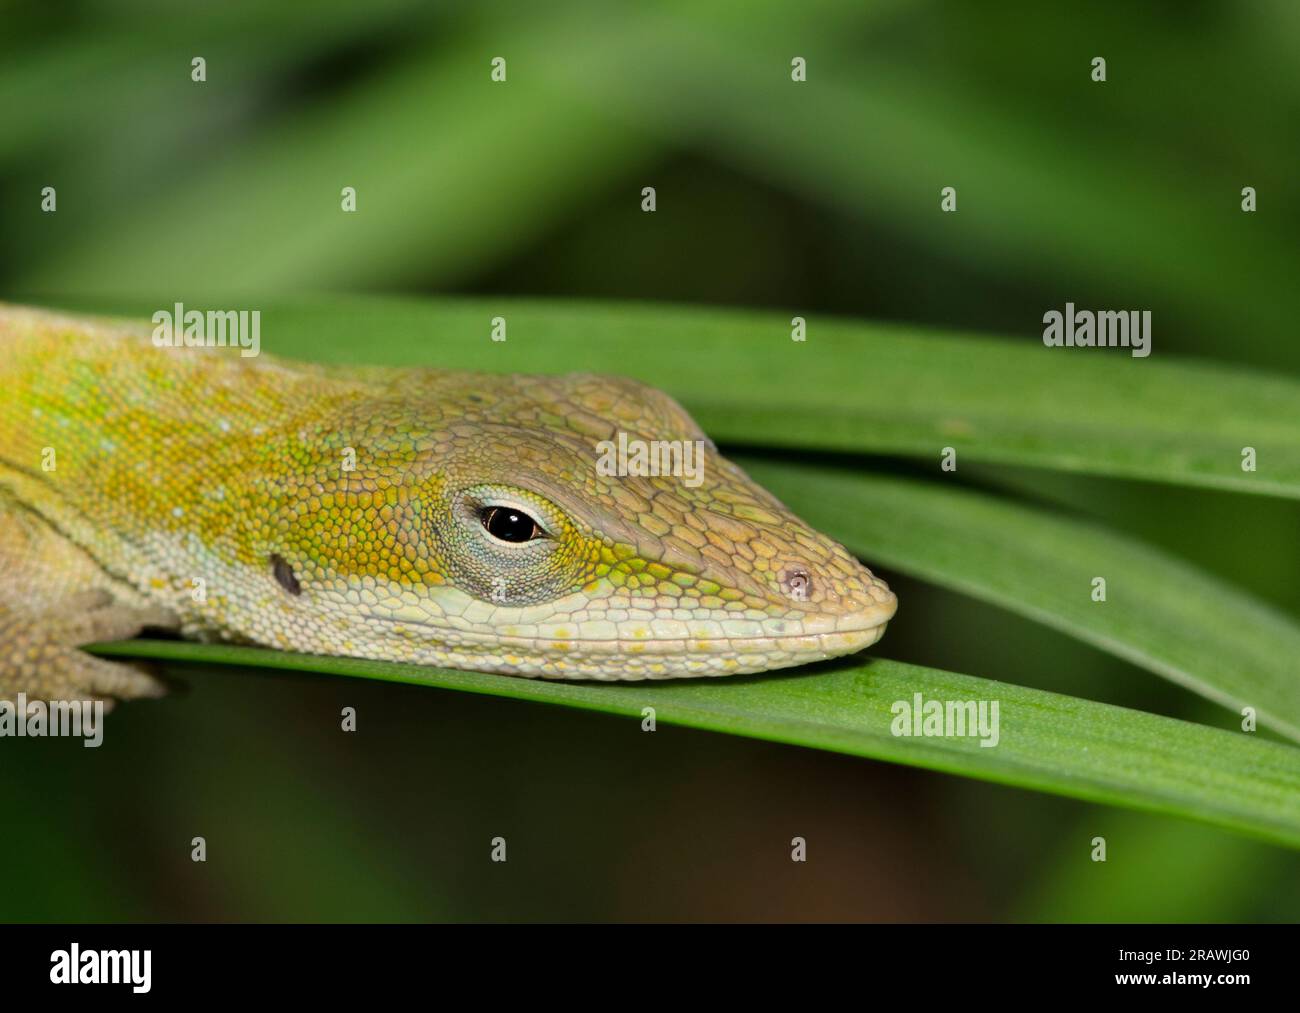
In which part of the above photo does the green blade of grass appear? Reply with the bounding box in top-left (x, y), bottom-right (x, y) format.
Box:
top-left (92, 640), bottom-right (1300, 850)
top-left (741, 459), bottom-right (1300, 743)
top-left (215, 296), bottom-right (1300, 499)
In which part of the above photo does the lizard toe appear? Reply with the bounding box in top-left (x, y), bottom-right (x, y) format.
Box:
top-left (55, 597), bottom-right (180, 648)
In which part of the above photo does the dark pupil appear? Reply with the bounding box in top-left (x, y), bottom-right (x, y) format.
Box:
top-left (483, 507), bottom-right (539, 543)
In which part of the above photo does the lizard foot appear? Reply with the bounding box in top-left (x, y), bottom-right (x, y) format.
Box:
top-left (0, 590), bottom-right (179, 706)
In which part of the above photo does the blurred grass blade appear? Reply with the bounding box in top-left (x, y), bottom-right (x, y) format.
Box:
top-left (742, 460), bottom-right (1300, 743)
top-left (3, 0), bottom-right (888, 296)
top-left (9, 12), bottom-right (658, 295)
top-left (593, 37), bottom-right (1298, 364)
top-left (94, 640), bottom-right (1300, 850)
top-left (544, 2), bottom-right (1298, 367)
top-left (220, 297), bottom-right (1300, 499)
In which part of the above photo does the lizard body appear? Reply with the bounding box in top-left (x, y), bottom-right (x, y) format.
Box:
top-left (0, 306), bottom-right (896, 702)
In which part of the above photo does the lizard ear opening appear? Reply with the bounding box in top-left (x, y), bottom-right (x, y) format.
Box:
top-left (271, 554), bottom-right (302, 596)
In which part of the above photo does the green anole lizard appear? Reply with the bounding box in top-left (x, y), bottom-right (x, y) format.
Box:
top-left (0, 306), bottom-right (896, 704)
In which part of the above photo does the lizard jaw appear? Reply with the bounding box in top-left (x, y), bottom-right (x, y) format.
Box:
top-left (350, 586), bottom-right (897, 680)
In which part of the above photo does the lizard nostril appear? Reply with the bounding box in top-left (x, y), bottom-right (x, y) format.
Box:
top-left (781, 568), bottom-right (812, 602)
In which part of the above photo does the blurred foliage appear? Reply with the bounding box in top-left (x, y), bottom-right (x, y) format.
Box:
top-left (2, 0), bottom-right (1298, 922)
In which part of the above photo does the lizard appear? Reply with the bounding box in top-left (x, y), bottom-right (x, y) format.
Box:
top-left (0, 305), bottom-right (897, 704)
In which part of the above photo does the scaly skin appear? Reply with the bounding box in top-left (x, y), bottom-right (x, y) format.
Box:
top-left (0, 306), bottom-right (896, 702)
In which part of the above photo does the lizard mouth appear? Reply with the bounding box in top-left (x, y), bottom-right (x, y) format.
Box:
top-left (360, 593), bottom-right (896, 680)
top-left (495, 617), bottom-right (893, 679)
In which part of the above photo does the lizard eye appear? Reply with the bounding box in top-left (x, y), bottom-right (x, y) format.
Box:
top-left (480, 506), bottom-right (542, 544)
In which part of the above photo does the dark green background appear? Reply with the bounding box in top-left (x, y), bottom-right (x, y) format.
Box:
top-left (2, 0), bottom-right (1297, 920)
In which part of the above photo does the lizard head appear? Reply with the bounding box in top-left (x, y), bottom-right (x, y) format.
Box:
top-left (254, 372), bottom-right (896, 680)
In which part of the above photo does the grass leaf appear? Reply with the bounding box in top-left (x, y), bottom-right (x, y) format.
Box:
top-left (93, 639), bottom-right (1300, 850)
top-left (237, 297), bottom-right (1300, 499)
